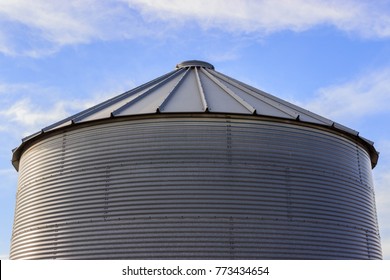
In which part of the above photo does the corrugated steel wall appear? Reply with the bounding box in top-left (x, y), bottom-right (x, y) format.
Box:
top-left (10, 115), bottom-right (382, 259)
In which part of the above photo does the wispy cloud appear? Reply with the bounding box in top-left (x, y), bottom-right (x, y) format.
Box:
top-left (0, 0), bottom-right (146, 56)
top-left (0, 81), bottom-right (117, 137)
top-left (125, 0), bottom-right (390, 37)
top-left (1, 98), bottom-right (70, 129)
top-left (1, 0), bottom-right (390, 56)
top-left (0, 83), bottom-right (64, 135)
top-left (300, 67), bottom-right (390, 121)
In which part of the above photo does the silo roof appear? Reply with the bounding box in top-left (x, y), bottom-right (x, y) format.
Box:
top-left (12, 60), bottom-right (378, 169)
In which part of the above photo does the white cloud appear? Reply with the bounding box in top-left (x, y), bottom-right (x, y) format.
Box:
top-left (1, 98), bottom-right (69, 127)
top-left (0, 82), bottom-right (67, 135)
top-left (124, 0), bottom-right (390, 37)
top-left (300, 67), bottom-right (390, 121)
top-left (0, 80), bottom-right (125, 137)
top-left (0, 0), bottom-right (125, 44)
top-left (0, 0), bottom-right (147, 56)
top-left (0, 0), bottom-right (390, 56)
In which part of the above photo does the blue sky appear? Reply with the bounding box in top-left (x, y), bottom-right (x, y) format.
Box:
top-left (1, 0), bottom-right (389, 259)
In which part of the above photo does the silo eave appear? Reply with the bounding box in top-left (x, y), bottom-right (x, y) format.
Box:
top-left (11, 112), bottom-right (379, 171)
top-left (12, 146), bottom-right (22, 171)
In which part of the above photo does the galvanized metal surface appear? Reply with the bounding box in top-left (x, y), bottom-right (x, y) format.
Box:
top-left (11, 61), bottom-right (378, 169)
top-left (10, 116), bottom-right (382, 259)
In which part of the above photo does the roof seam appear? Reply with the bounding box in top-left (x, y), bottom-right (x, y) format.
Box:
top-left (73, 70), bottom-right (178, 122)
top-left (202, 68), bottom-right (255, 114)
top-left (195, 67), bottom-right (208, 111)
top-left (213, 70), bottom-right (332, 124)
top-left (111, 68), bottom-right (185, 116)
top-left (158, 68), bottom-right (190, 112)
top-left (41, 69), bottom-right (178, 132)
top-left (211, 70), bottom-right (298, 119)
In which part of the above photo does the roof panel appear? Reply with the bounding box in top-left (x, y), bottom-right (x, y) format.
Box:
top-left (114, 69), bottom-right (185, 116)
top-left (78, 84), bottom-right (157, 123)
top-left (217, 75), bottom-right (295, 119)
top-left (160, 69), bottom-right (204, 113)
top-left (198, 69), bottom-right (251, 114)
top-left (213, 70), bottom-right (334, 126)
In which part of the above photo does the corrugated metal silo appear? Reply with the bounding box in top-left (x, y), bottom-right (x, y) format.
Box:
top-left (10, 60), bottom-right (382, 259)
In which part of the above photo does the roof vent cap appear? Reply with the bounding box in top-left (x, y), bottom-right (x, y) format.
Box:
top-left (176, 60), bottom-right (214, 70)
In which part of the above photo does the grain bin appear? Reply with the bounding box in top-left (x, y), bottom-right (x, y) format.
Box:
top-left (10, 60), bottom-right (382, 259)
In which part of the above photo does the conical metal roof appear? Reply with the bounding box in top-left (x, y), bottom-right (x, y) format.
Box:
top-left (12, 60), bottom-right (378, 168)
